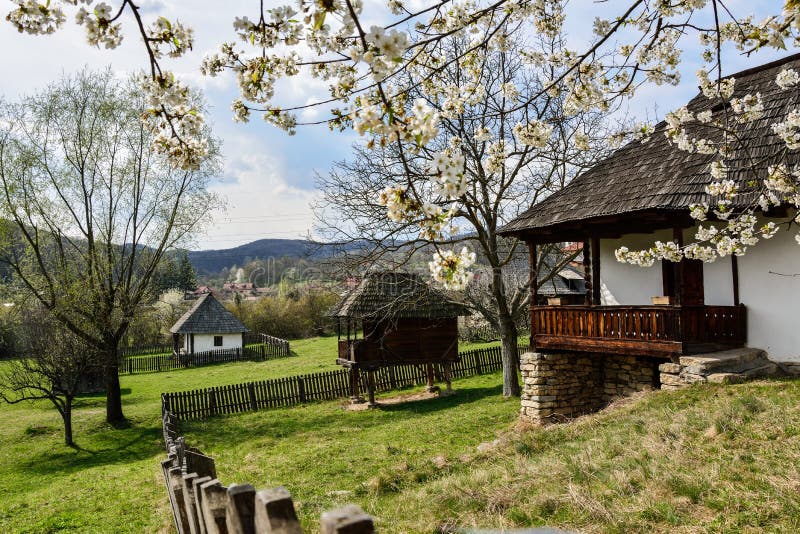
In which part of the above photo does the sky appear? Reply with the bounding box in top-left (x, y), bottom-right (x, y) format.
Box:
top-left (0, 1), bottom-right (796, 251)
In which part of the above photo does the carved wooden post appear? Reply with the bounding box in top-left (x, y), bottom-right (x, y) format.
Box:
top-left (443, 362), bottom-right (453, 395)
top-left (673, 226), bottom-right (683, 306)
top-left (254, 487), bottom-right (302, 534)
top-left (591, 235), bottom-right (601, 305)
top-left (297, 377), bottom-right (306, 403)
top-left (199, 479), bottom-right (229, 534)
top-left (583, 240), bottom-right (592, 306)
top-left (320, 505), bottom-right (375, 534)
top-left (528, 239), bottom-right (538, 345)
top-left (226, 484), bottom-right (256, 534)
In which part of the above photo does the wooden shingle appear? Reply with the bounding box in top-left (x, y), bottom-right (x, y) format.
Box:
top-left (170, 293), bottom-right (249, 334)
top-left (501, 54), bottom-right (800, 237)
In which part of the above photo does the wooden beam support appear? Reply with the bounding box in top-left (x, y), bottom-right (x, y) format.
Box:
top-left (672, 227), bottom-right (683, 306)
top-left (732, 254), bottom-right (740, 306)
top-left (582, 240), bottom-right (592, 306)
top-left (591, 236), bottom-right (601, 305)
top-left (528, 241), bottom-right (538, 305)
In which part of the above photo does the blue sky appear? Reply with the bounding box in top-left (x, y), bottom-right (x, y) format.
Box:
top-left (0, 1), bottom-right (796, 250)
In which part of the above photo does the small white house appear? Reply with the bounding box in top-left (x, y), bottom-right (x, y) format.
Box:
top-left (170, 293), bottom-right (249, 354)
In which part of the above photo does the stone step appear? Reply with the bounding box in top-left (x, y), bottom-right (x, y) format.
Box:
top-left (706, 363), bottom-right (780, 385)
top-left (739, 362), bottom-right (780, 378)
top-left (679, 348), bottom-right (767, 374)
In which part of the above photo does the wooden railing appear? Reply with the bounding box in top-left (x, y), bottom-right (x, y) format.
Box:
top-left (530, 305), bottom-right (746, 356)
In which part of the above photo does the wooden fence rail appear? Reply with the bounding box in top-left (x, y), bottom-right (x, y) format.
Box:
top-left (120, 343), bottom-right (174, 358)
top-left (122, 336), bottom-right (291, 375)
top-left (162, 345), bottom-right (529, 421)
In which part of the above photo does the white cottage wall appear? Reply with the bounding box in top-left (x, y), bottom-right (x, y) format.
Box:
top-left (599, 231), bottom-right (671, 305)
top-left (184, 333), bottom-right (243, 353)
top-left (598, 224), bottom-right (800, 362)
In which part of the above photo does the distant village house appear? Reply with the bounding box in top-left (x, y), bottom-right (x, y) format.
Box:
top-left (170, 293), bottom-right (249, 355)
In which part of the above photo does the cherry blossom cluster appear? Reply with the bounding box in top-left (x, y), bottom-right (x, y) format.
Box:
top-left (139, 74), bottom-right (208, 170)
top-left (6, 0), bottom-right (68, 34)
top-left (147, 17), bottom-right (194, 58)
top-left (6, 0), bottom-right (800, 283)
top-left (75, 2), bottom-right (122, 49)
top-left (617, 64), bottom-right (800, 267)
top-left (428, 247), bottom-right (477, 290)
top-left (512, 120), bottom-right (554, 148)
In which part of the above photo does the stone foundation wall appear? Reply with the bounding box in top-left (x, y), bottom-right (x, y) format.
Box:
top-left (520, 351), bottom-right (658, 424)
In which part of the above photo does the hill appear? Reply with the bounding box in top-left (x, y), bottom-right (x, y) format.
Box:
top-left (187, 238), bottom-right (318, 274)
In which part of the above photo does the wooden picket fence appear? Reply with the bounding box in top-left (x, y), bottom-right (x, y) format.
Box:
top-left (161, 411), bottom-right (375, 534)
top-left (162, 345), bottom-right (529, 421)
top-left (120, 342), bottom-right (174, 358)
top-left (122, 336), bottom-right (291, 375)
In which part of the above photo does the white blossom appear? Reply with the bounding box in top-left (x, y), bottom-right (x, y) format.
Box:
top-left (429, 247), bottom-right (477, 290)
top-left (512, 120), bottom-right (553, 148)
top-left (776, 68), bottom-right (800, 89)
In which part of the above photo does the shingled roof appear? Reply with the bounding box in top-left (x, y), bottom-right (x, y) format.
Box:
top-left (331, 272), bottom-right (470, 319)
top-left (501, 53), bottom-right (800, 238)
top-left (170, 293), bottom-right (249, 334)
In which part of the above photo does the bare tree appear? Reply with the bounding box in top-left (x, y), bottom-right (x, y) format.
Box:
top-left (0, 69), bottom-right (220, 424)
top-left (315, 33), bottom-right (616, 396)
top-left (0, 312), bottom-right (99, 446)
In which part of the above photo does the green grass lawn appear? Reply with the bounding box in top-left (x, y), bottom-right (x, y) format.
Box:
top-left (3, 336), bottom-right (800, 533)
top-left (0, 335), bottom-right (508, 533)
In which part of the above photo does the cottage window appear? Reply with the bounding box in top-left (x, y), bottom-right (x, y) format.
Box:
top-left (213, 335), bottom-right (223, 347)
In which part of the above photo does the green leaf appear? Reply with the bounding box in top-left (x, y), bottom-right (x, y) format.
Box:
top-left (313, 11), bottom-right (327, 31)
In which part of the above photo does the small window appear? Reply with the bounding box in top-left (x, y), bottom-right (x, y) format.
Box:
top-left (213, 335), bottom-right (223, 347)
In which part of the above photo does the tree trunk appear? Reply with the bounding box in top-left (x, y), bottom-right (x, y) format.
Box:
top-left (490, 265), bottom-right (522, 398)
top-left (62, 397), bottom-right (74, 446)
top-left (103, 344), bottom-right (125, 424)
top-left (498, 312), bottom-right (521, 397)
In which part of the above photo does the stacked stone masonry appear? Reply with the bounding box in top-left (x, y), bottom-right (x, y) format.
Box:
top-left (520, 351), bottom-right (659, 424)
top-left (659, 347), bottom-right (781, 389)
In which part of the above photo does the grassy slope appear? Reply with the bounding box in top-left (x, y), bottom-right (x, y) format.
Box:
top-left (0, 336), bottom-right (503, 533)
top-left (374, 380), bottom-right (800, 533)
top-left (2, 335), bottom-right (799, 533)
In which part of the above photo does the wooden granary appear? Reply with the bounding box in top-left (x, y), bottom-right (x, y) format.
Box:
top-left (331, 272), bottom-right (470, 405)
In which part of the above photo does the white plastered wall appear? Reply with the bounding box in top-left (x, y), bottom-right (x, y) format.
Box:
top-left (599, 225), bottom-right (800, 362)
top-left (184, 333), bottom-right (243, 353)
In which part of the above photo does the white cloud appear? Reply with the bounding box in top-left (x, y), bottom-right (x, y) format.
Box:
top-left (200, 132), bottom-right (320, 248)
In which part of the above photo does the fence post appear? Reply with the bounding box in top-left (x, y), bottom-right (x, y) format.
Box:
top-left (320, 505), bottom-right (374, 534)
top-left (297, 377), bottom-right (306, 403)
top-left (254, 487), bottom-right (301, 533)
top-left (474, 350), bottom-right (483, 375)
top-left (248, 382), bottom-right (258, 411)
top-left (226, 484), bottom-right (256, 534)
top-left (208, 388), bottom-right (217, 417)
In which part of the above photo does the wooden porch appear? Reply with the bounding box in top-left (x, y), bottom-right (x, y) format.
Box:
top-left (526, 224), bottom-right (747, 358)
top-left (530, 304), bottom-right (746, 357)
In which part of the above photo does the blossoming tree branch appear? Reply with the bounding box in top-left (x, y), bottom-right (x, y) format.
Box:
top-left (7, 0), bottom-right (800, 283)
